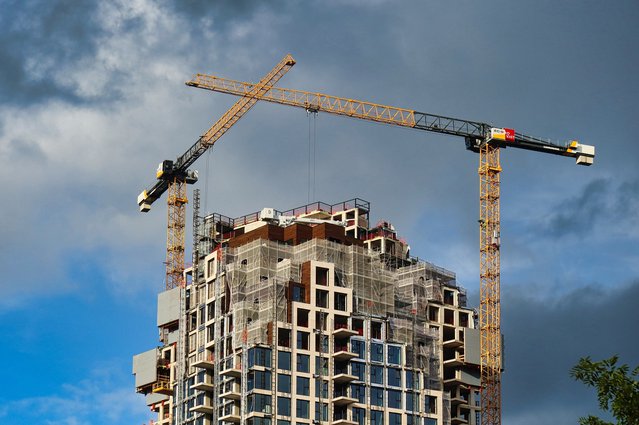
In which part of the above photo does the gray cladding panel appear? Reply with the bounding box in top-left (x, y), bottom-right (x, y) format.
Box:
top-left (464, 327), bottom-right (480, 366)
top-left (132, 348), bottom-right (158, 387)
top-left (157, 287), bottom-right (180, 326)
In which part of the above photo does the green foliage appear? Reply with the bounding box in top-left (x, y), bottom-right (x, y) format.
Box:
top-left (570, 355), bottom-right (639, 425)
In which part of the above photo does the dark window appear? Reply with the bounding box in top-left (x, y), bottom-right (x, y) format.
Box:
top-left (406, 392), bottom-right (419, 412)
top-left (351, 339), bottom-right (365, 359)
top-left (388, 345), bottom-right (401, 365)
top-left (371, 387), bottom-right (384, 407)
top-left (388, 368), bottom-right (402, 387)
top-left (388, 389), bottom-right (402, 409)
top-left (296, 376), bottom-right (310, 396)
top-left (334, 293), bottom-right (347, 311)
top-left (278, 374), bottom-right (291, 393)
top-left (351, 384), bottom-right (366, 403)
top-left (353, 407), bottom-right (366, 425)
top-left (278, 351), bottom-right (291, 370)
top-left (426, 395), bottom-right (437, 414)
top-left (249, 347), bottom-right (272, 368)
top-left (248, 370), bottom-right (272, 391)
top-left (351, 362), bottom-right (365, 380)
top-left (371, 410), bottom-right (384, 425)
top-left (296, 354), bottom-right (310, 373)
top-left (371, 343), bottom-right (384, 362)
top-left (278, 397), bottom-right (291, 416)
top-left (389, 413), bottom-right (401, 425)
top-left (314, 402), bottom-right (328, 422)
top-left (315, 379), bottom-right (328, 398)
top-left (371, 365), bottom-right (384, 385)
top-left (297, 331), bottom-right (309, 350)
top-left (296, 399), bottom-right (309, 419)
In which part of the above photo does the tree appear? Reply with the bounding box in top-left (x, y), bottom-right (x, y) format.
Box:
top-left (570, 355), bottom-right (639, 425)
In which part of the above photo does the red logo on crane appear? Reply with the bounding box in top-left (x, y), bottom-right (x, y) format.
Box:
top-left (505, 128), bottom-right (515, 142)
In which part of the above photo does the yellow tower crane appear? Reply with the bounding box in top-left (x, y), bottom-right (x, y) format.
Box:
top-left (136, 54), bottom-right (295, 289)
top-left (184, 71), bottom-right (595, 425)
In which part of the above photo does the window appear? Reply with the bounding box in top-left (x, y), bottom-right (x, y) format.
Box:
top-left (351, 338), bottom-right (365, 359)
top-left (316, 357), bottom-right (329, 375)
top-left (297, 309), bottom-right (309, 327)
top-left (406, 392), bottom-right (419, 412)
top-left (278, 351), bottom-right (291, 370)
top-left (353, 407), bottom-right (366, 425)
top-left (296, 399), bottom-right (309, 419)
top-left (406, 371), bottom-right (419, 390)
top-left (315, 380), bottom-right (328, 398)
top-left (316, 290), bottom-right (328, 308)
top-left (371, 387), bottom-right (384, 407)
top-left (315, 267), bottom-right (328, 286)
top-left (371, 410), bottom-right (384, 425)
top-left (248, 370), bottom-right (272, 391)
top-left (351, 384), bottom-right (366, 403)
top-left (292, 285), bottom-right (304, 302)
top-left (388, 389), bottom-right (402, 409)
top-left (297, 331), bottom-right (309, 350)
top-left (316, 334), bottom-right (329, 353)
top-left (388, 368), bottom-right (401, 387)
top-left (371, 322), bottom-right (382, 339)
top-left (388, 345), bottom-right (401, 365)
top-left (426, 395), bottom-right (437, 414)
top-left (278, 374), bottom-right (291, 393)
top-left (248, 393), bottom-right (272, 413)
top-left (314, 402), bottom-right (328, 422)
top-left (296, 376), bottom-right (310, 396)
top-left (278, 397), bottom-right (291, 416)
top-left (248, 418), bottom-right (272, 425)
top-left (249, 347), bottom-right (272, 368)
top-left (371, 365), bottom-right (384, 385)
top-left (351, 362), bottom-right (365, 380)
top-left (389, 413), bottom-right (401, 425)
top-left (278, 329), bottom-right (291, 348)
top-left (296, 354), bottom-right (310, 373)
top-left (371, 343), bottom-right (384, 362)
top-left (334, 293), bottom-right (347, 311)
top-left (278, 421), bottom-right (291, 425)
top-left (425, 419), bottom-right (437, 425)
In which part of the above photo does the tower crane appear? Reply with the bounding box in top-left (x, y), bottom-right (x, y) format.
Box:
top-left (184, 71), bottom-right (595, 425)
top-left (136, 54), bottom-right (295, 289)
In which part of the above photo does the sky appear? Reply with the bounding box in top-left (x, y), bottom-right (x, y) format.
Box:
top-left (0, 0), bottom-right (638, 424)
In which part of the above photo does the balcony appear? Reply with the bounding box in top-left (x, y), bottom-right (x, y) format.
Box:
top-left (192, 375), bottom-right (215, 392)
top-left (443, 336), bottom-right (464, 348)
top-left (332, 345), bottom-right (358, 362)
top-left (443, 353), bottom-right (465, 368)
top-left (220, 405), bottom-right (241, 423)
top-left (332, 325), bottom-right (358, 339)
top-left (193, 354), bottom-right (216, 370)
top-left (332, 420), bottom-right (357, 425)
top-left (191, 396), bottom-right (214, 415)
top-left (333, 373), bottom-right (357, 384)
top-left (332, 395), bottom-right (358, 406)
top-left (221, 357), bottom-right (242, 378)
top-left (220, 381), bottom-right (241, 400)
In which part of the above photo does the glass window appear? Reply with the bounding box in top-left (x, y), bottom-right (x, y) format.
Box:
top-left (278, 351), bottom-right (291, 371)
top-left (351, 384), bottom-right (366, 403)
top-left (351, 338), bottom-right (365, 359)
top-left (297, 331), bottom-right (309, 350)
top-left (248, 393), bottom-right (272, 413)
top-left (406, 392), bottom-right (419, 412)
top-left (388, 345), bottom-right (401, 365)
top-left (425, 396), bottom-right (437, 414)
top-left (371, 365), bottom-right (384, 385)
top-left (406, 370), bottom-right (420, 390)
top-left (425, 419), bottom-right (437, 425)
top-left (351, 362), bottom-right (365, 381)
top-left (278, 397), bottom-right (291, 416)
top-left (371, 387), bottom-right (384, 407)
top-left (297, 354), bottom-right (310, 373)
top-left (389, 413), bottom-right (401, 425)
top-left (371, 410), bottom-right (384, 425)
top-left (296, 376), bottom-right (310, 396)
top-left (278, 374), bottom-right (291, 393)
top-left (314, 402), bottom-right (328, 422)
top-left (353, 408), bottom-right (366, 425)
top-left (371, 343), bottom-right (384, 362)
top-left (316, 357), bottom-right (329, 375)
top-left (334, 293), bottom-right (347, 311)
top-left (248, 370), bottom-right (272, 391)
top-left (278, 421), bottom-right (291, 425)
top-left (388, 368), bottom-right (401, 387)
top-left (388, 389), bottom-right (402, 409)
top-left (315, 379), bottom-right (328, 398)
top-left (249, 347), bottom-right (272, 368)
top-left (296, 399), bottom-right (309, 419)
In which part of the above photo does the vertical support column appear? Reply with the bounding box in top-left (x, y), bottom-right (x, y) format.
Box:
top-left (167, 178), bottom-right (188, 290)
top-left (478, 143), bottom-right (502, 425)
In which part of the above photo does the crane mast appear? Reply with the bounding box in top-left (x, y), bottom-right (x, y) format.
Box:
top-left (137, 55), bottom-right (295, 289)
top-left (185, 71), bottom-right (595, 425)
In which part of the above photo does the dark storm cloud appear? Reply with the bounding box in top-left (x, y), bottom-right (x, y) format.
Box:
top-left (0, 0), bottom-right (111, 106)
top-left (542, 177), bottom-right (639, 239)
top-left (501, 280), bottom-right (639, 423)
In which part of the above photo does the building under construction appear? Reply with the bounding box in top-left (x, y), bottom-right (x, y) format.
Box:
top-left (133, 197), bottom-right (482, 425)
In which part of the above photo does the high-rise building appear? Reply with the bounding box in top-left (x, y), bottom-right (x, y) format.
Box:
top-left (134, 198), bottom-right (481, 425)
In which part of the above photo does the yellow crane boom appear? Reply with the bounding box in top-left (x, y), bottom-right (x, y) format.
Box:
top-left (186, 70), bottom-right (595, 425)
top-left (137, 54), bottom-right (295, 290)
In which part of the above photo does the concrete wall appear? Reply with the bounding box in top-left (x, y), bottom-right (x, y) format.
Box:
top-left (132, 348), bottom-right (157, 387)
top-left (157, 287), bottom-right (180, 327)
